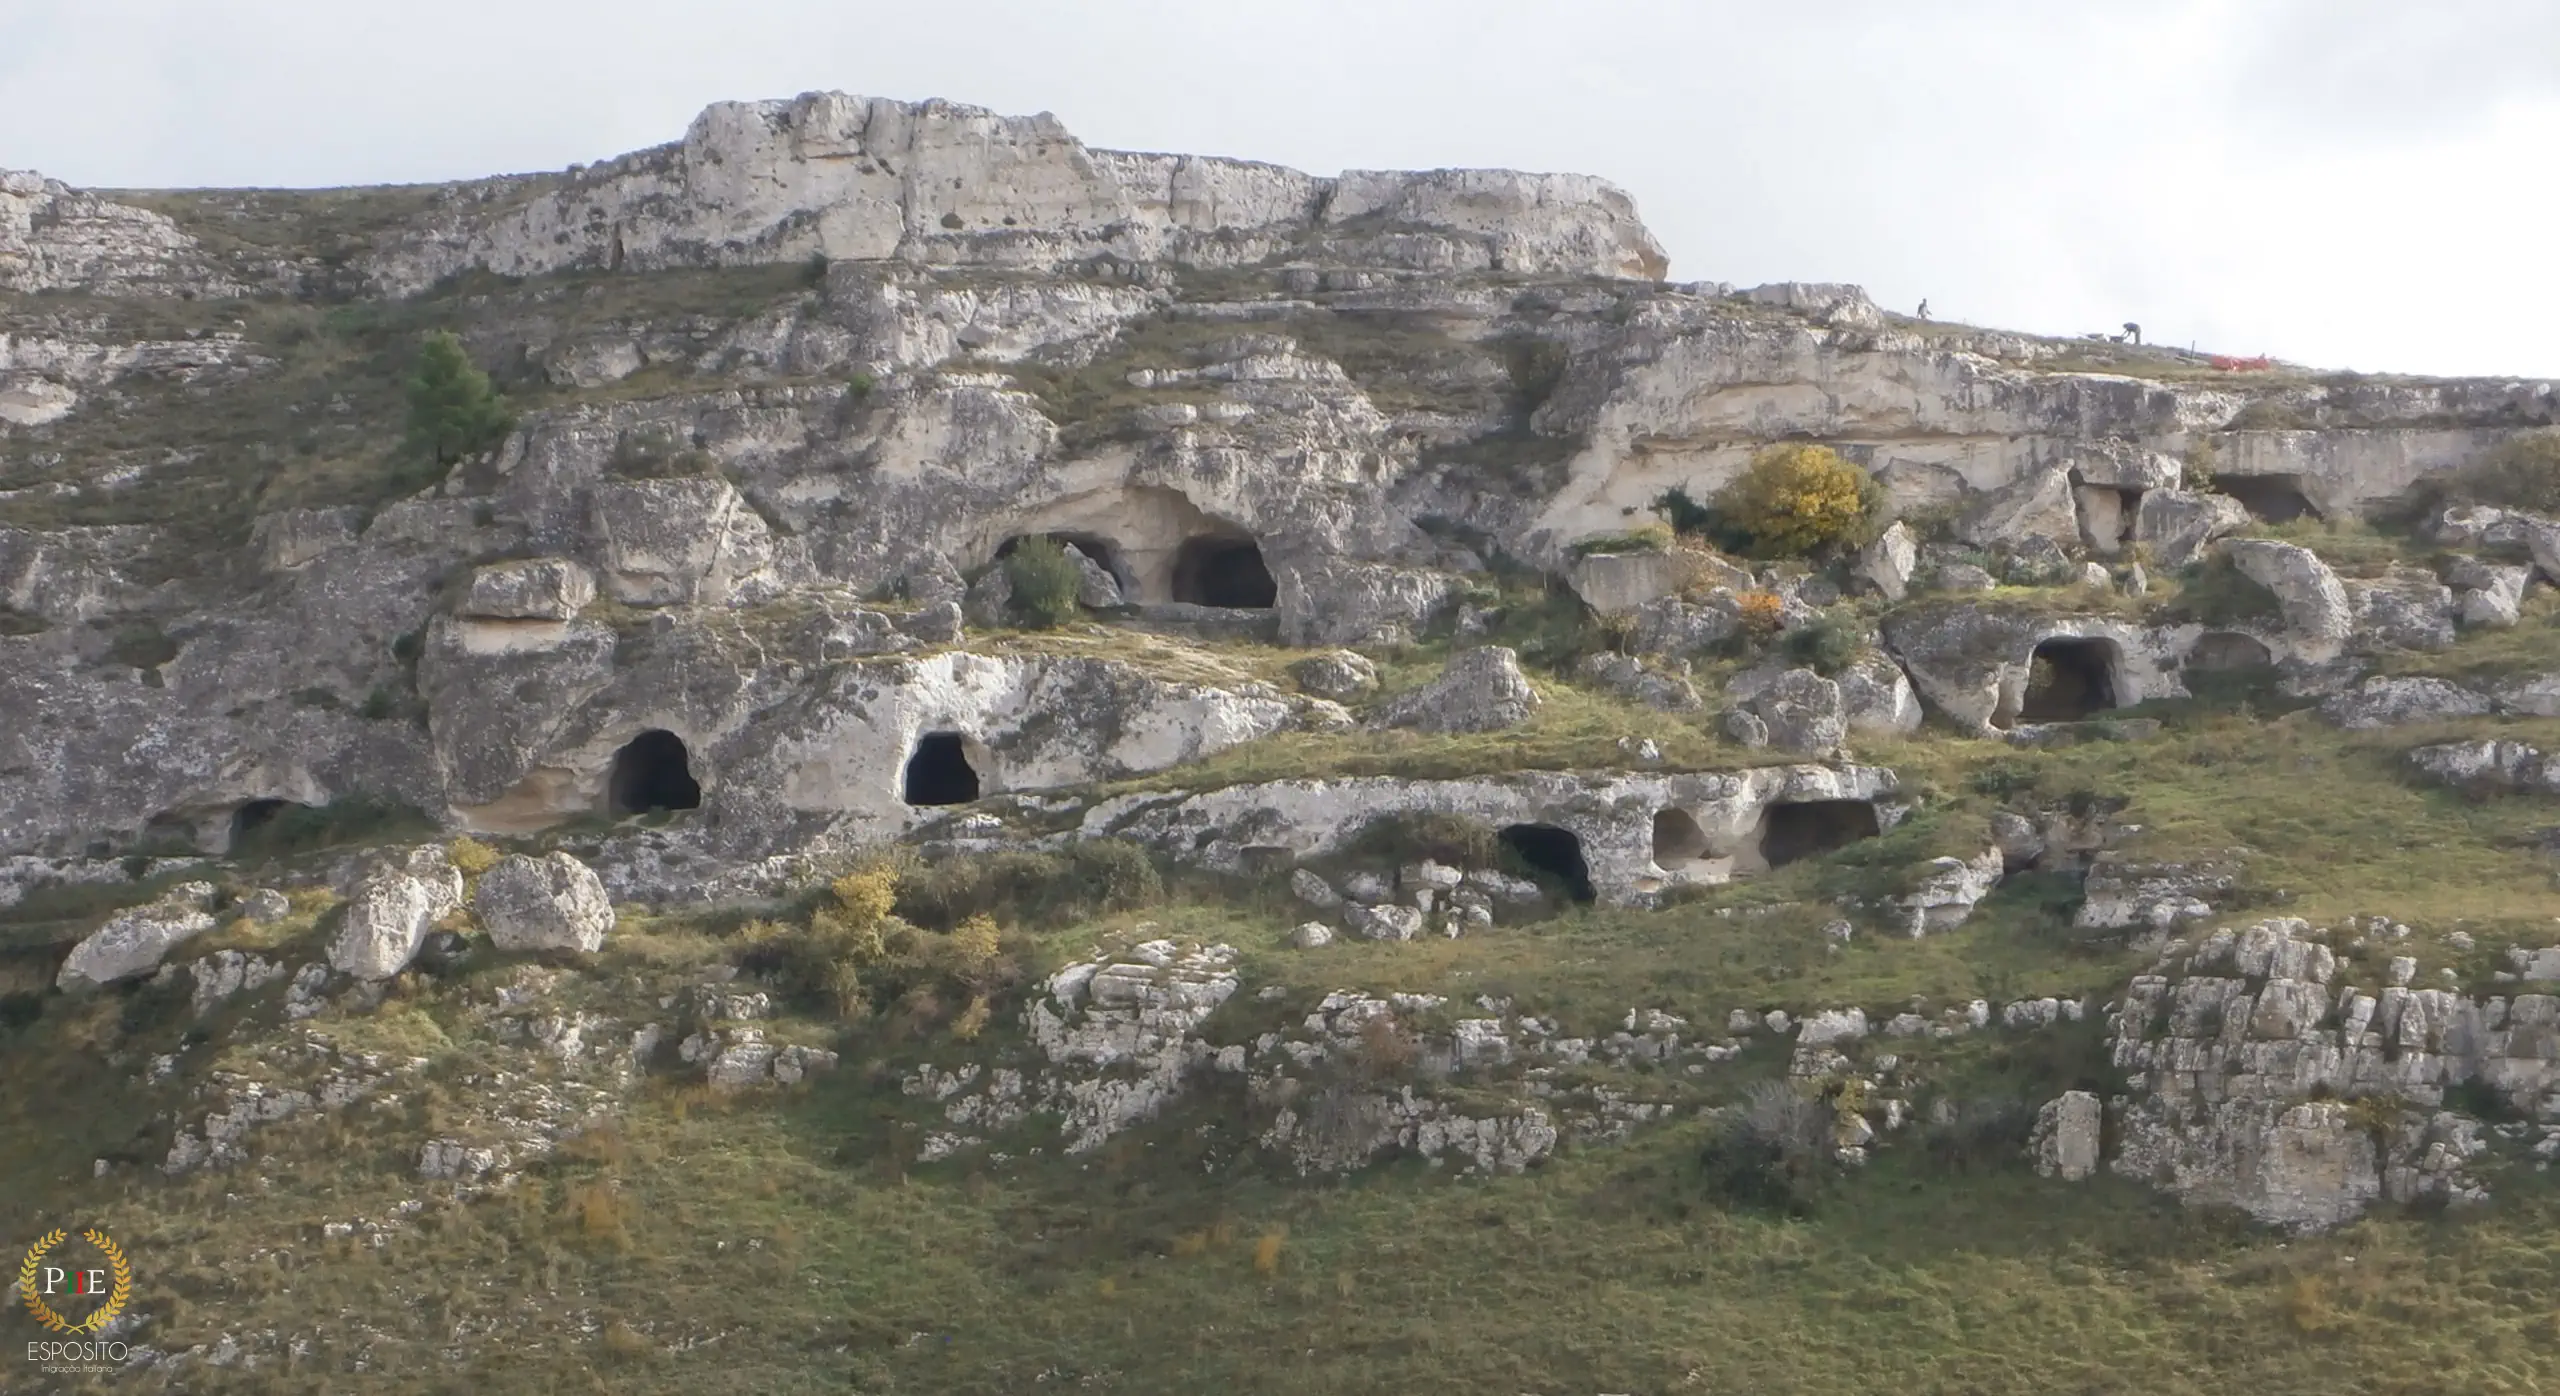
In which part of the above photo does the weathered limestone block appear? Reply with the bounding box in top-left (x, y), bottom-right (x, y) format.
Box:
top-left (474, 852), bottom-right (615, 953)
top-left (2032, 1091), bottom-right (2103, 1181)
top-left (1374, 647), bottom-right (1540, 734)
top-left (56, 882), bottom-right (218, 989)
top-left (1857, 521), bottom-right (1918, 601)
top-left (2224, 539), bottom-right (2353, 663)
top-left (1838, 652), bottom-right (1925, 735)
top-left (327, 846), bottom-right (466, 981)
top-left (1955, 468), bottom-right (2078, 549)
top-left (2133, 490), bottom-right (2249, 569)
top-left (2447, 555), bottom-right (2530, 629)
top-left (1289, 650), bottom-right (1379, 702)
top-left (462, 559), bottom-right (597, 621)
top-left (589, 478), bottom-right (779, 607)
top-left (2318, 676), bottom-right (2492, 729)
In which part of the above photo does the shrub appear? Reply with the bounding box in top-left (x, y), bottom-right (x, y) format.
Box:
top-left (1652, 486), bottom-right (1716, 538)
top-left (447, 837), bottom-right (502, 876)
top-left (404, 331), bottom-right (514, 465)
top-left (892, 841), bottom-right (1163, 931)
top-left (1003, 538), bottom-right (1084, 629)
top-left (1698, 1081), bottom-right (1834, 1215)
top-left (1915, 1095), bottom-right (2036, 1173)
top-left (1342, 812), bottom-right (1501, 869)
top-left (1715, 444), bottom-right (1883, 557)
top-left (1567, 521), bottom-right (1674, 557)
top-left (750, 860), bottom-right (1028, 1028)
top-left (1734, 590), bottom-right (1787, 637)
top-left (1782, 614), bottom-right (1863, 675)
top-left (2422, 429), bottom-right (2560, 517)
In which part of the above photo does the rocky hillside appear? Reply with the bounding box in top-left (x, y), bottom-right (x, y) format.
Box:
top-left (5, 92), bottom-right (2560, 1393)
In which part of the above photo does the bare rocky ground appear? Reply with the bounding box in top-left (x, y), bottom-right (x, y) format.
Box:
top-left (6, 93), bottom-right (2560, 1394)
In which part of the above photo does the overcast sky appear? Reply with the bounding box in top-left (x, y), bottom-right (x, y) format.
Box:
top-left (5, 0), bottom-right (2556, 378)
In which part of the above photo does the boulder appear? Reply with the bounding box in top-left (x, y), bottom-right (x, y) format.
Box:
top-left (1275, 559), bottom-right (1459, 647)
top-left (1925, 561), bottom-right (1998, 593)
top-left (2133, 490), bottom-right (2249, 569)
top-left (327, 846), bottom-right (466, 982)
top-left (1289, 650), bottom-right (1379, 703)
top-left (1721, 707), bottom-right (1771, 747)
top-left (2318, 676), bottom-right (2492, 729)
top-left (2075, 485), bottom-right (2129, 555)
top-left (1575, 651), bottom-right (1702, 710)
top-left (1566, 548), bottom-right (1682, 615)
top-left (1628, 595), bottom-right (1746, 655)
top-left (462, 558), bottom-right (597, 621)
top-left (1290, 921), bottom-right (1335, 949)
top-left (1345, 903), bottom-right (1424, 941)
top-left (1373, 647), bottom-right (1540, 734)
top-left (2446, 556), bottom-right (2529, 629)
top-left (239, 888), bottom-right (292, 923)
top-left (1898, 847), bottom-right (2004, 935)
top-left (56, 882), bottom-right (218, 989)
top-left (1060, 543), bottom-right (1123, 609)
top-left (963, 566), bottom-right (1013, 627)
top-left (2031, 1092), bottom-right (2104, 1181)
top-left (1838, 652), bottom-right (1924, 735)
top-left (2430, 504), bottom-right (2533, 550)
top-left (1856, 521), bottom-right (1918, 601)
top-left (474, 852), bottom-right (615, 954)
top-left (1746, 667), bottom-right (1846, 755)
top-left (2224, 539), bottom-right (2352, 664)
top-left (1954, 468), bottom-right (2078, 549)
top-left (2346, 571), bottom-right (2457, 652)
top-left (2407, 740), bottom-right (2560, 795)
top-left (1290, 869), bottom-right (1342, 908)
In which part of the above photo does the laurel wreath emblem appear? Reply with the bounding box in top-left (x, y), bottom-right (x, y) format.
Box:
top-left (18, 1228), bottom-right (131, 1335)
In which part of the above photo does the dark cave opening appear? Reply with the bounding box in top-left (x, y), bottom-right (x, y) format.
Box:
top-left (608, 729), bottom-right (703, 816)
top-left (1758, 799), bottom-right (1882, 869)
top-left (2020, 637), bottom-right (2124, 722)
top-left (1651, 808), bottom-right (1711, 869)
top-left (1170, 535), bottom-right (1278, 609)
top-left (902, 731), bottom-right (982, 807)
top-left (227, 799), bottom-right (295, 849)
top-left (1500, 823), bottom-right (1595, 903)
top-left (2215, 474), bottom-right (2321, 525)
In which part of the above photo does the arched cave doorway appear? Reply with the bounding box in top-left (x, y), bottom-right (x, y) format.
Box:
top-left (996, 532), bottom-right (1137, 600)
top-left (228, 798), bottom-right (301, 851)
top-left (1171, 535), bottom-right (1277, 609)
top-left (1500, 823), bottom-right (1595, 903)
top-left (903, 731), bottom-right (982, 807)
top-left (2020, 637), bottom-right (2124, 722)
top-left (2215, 474), bottom-right (2321, 525)
top-left (608, 730), bottom-right (702, 816)
top-left (2188, 630), bottom-right (2274, 672)
top-left (1758, 799), bottom-right (1881, 870)
top-left (1651, 808), bottom-right (1710, 870)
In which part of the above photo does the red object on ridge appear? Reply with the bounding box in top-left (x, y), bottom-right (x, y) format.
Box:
top-left (2209, 355), bottom-right (2275, 372)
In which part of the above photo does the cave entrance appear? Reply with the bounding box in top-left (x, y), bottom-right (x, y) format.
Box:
top-left (2020, 637), bottom-right (2124, 722)
top-left (996, 531), bottom-right (1137, 600)
top-left (227, 799), bottom-right (301, 851)
top-left (1651, 808), bottom-right (1710, 870)
top-left (1500, 823), bottom-right (1595, 903)
top-left (902, 731), bottom-right (982, 807)
top-left (2216, 474), bottom-right (2321, 524)
top-left (608, 730), bottom-right (702, 815)
top-left (2189, 630), bottom-right (2274, 672)
top-left (1171, 535), bottom-right (1277, 609)
top-left (1758, 800), bottom-right (1881, 870)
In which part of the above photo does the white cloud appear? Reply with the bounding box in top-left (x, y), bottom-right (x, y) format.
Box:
top-left (3, 0), bottom-right (2554, 376)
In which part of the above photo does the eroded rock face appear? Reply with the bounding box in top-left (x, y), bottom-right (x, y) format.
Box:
top-left (463, 559), bottom-right (597, 621)
top-left (2133, 490), bottom-right (2249, 569)
top-left (1084, 762), bottom-right (1901, 902)
top-left (2106, 919), bottom-right (2522, 1229)
top-left (56, 882), bottom-right (218, 989)
top-left (0, 170), bottom-right (241, 296)
top-left (2318, 676), bottom-right (2493, 729)
top-left (1879, 603), bottom-right (2181, 734)
top-left (367, 93), bottom-right (1668, 296)
top-left (475, 852), bottom-right (615, 953)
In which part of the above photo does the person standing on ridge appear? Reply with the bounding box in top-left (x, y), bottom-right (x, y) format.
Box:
top-left (1917, 298), bottom-right (1930, 321)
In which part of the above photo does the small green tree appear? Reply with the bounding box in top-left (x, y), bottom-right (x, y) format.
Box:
top-left (1003, 537), bottom-right (1084, 629)
top-left (405, 331), bottom-right (514, 465)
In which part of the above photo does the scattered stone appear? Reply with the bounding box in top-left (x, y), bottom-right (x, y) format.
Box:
top-left (57, 882), bottom-right (218, 989)
top-left (2319, 676), bottom-right (2493, 729)
top-left (239, 888), bottom-right (292, 923)
top-left (1290, 869), bottom-right (1342, 908)
top-left (475, 852), bottom-right (615, 954)
top-left (1289, 921), bottom-right (1335, 949)
top-left (1373, 647), bottom-right (1541, 734)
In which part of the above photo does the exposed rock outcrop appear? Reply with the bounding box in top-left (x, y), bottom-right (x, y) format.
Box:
top-left (475, 852), bottom-right (616, 953)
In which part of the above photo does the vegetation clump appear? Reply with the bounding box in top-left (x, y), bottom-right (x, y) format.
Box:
top-left (1713, 444), bottom-right (1885, 557)
top-left (404, 330), bottom-right (515, 465)
top-left (1003, 537), bottom-right (1086, 629)
top-left (745, 860), bottom-right (1022, 1036)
